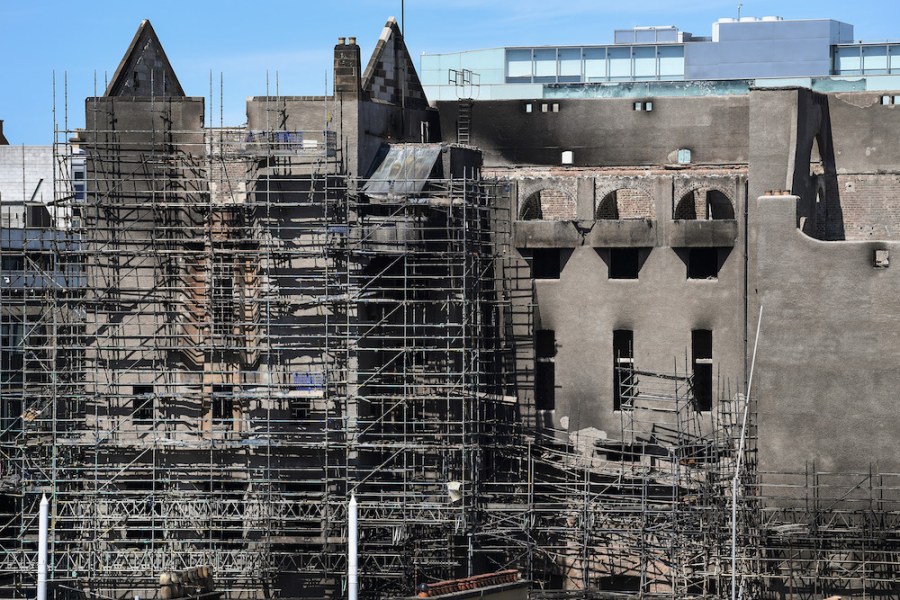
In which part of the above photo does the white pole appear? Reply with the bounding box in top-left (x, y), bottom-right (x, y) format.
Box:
top-left (348, 494), bottom-right (358, 600)
top-left (38, 494), bottom-right (49, 600)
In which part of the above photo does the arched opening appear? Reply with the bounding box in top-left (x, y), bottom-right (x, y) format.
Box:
top-left (596, 192), bottom-right (619, 219)
top-left (596, 188), bottom-right (654, 220)
top-left (674, 188), bottom-right (734, 220)
top-left (707, 190), bottom-right (735, 219)
top-left (519, 193), bottom-right (542, 220)
top-left (520, 188), bottom-right (576, 221)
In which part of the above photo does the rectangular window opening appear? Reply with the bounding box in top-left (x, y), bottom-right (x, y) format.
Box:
top-left (535, 329), bottom-right (556, 410)
top-left (613, 330), bottom-right (634, 411)
top-left (290, 397), bottom-right (309, 421)
top-left (133, 385), bottom-right (154, 423)
top-left (532, 249), bottom-right (561, 279)
top-left (609, 248), bottom-right (640, 279)
top-left (26, 205), bottom-right (52, 229)
top-left (687, 248), bottom-right (719, 279)
top-left (692, 330), bottom-right (713, 411)
top-left (212, 384), bottom-right (234, 423)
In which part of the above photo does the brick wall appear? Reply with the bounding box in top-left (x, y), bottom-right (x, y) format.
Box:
top-left (517, 177), bottom-right (578, 220)
top-left (616, 187), bottom-right (654, 219)
top-left (539, 188), bottom-right (576, 220)
top-left (830, 174), bottom-right (900, 241)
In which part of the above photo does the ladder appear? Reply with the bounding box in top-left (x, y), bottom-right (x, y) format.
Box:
top-left (457, 100), bottom-right (472, 145)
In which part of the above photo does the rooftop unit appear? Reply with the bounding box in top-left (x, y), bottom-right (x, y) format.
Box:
top-left (614, 25), bottom-right (691, 44)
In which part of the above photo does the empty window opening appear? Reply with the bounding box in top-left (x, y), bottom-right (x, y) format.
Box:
top-left (613, 330), bottom-right (634, 411)
top-left (525, 103), bottom-right (533, 113)
top-left (597, 191), bottom-right (620, 219)
top-left (535, 329), bottom-right (556, 410)
top-left (609, 248), bottom-right (640, 279)
top-left (0, 316), bottom-right (24, 378)
top-left (532, 249), bottom-right (561, 279)
top-left (133, 385), bottom-right (154, 423)
top-left (674, 191), bottom-right (698, 219)
top-left (212, 384), bottom-right (234, 424)
top-left (707, 190), bottom-right (735, 219)
top-left (633, 102), bottom-right (643, 111)
top-left (26, 205), bottom-right (52, 229)
top-left (552, 103), bottom-right (560, 113)
top-left (675, 189), bottom-right (734, 220)
top-left (687, 248), bottom-right (719, 279)
top-left (1, 256), bottom-right (24, 271)
top-left (519, 194), bottom-right (543, 220)
top-left (290, 397), bottom-right (309, 421)
top-left (211, 255), bottom-right (236, 336)
top-left (692, 330), bottom-right (713, 411)
top-left (541, 103), bottom-right (549, 113)
top-left (0, 398), bottom-right (22, 439)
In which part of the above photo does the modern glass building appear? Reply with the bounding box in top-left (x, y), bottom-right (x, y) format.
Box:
top-left (421, 16), bottom-right (900, 100)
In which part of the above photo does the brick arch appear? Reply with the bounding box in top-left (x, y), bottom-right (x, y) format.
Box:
top-left (595, 186), bottom-right (655, 220)
top-left (674, 185), bottom-right (735, 220)
top-left (518, 180), bottom-right (577, 221)
top-left (519, 194), bottom-right (542, 220)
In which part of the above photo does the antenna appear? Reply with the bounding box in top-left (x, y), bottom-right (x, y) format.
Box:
top-left (737, 2), bottom-right (743, 19)
top-left (401, 0), bottom-right (405, 36)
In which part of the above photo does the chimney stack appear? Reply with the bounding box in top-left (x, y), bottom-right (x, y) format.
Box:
top-left (334, 36), bottom-right (362, 97)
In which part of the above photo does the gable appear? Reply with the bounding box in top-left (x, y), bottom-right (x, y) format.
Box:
top-left (105, 20), bottom-right (185, 97)
top-left (362, 17), bottom-right (428, 110)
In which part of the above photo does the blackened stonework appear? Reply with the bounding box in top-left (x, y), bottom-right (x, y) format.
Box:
top-left (362, 17), bottom-right (429, 110)
top-left (334, 40), bottom-right (362, 97)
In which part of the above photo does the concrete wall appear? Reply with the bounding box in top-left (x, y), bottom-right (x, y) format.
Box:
top-left (754, 194), bottom-right (900, 473)
top-left (438, 96), bottom-right (749, 168)
top-left (829, 93), bottom-right (900, 173)
top-left (500, 169), bottom-right (746, 444)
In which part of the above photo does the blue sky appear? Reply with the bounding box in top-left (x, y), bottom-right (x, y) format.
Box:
top-left (1, 0), bottom-right (897, 144)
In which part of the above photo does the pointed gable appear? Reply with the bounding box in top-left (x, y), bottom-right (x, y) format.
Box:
top-left (105, 20), bottom-right (185, 97)
top-left (362, 17), bottom-right (429, 110)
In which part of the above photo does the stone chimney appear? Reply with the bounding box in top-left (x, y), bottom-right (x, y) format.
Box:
top-left (334, 36), bottom-right (362, 97)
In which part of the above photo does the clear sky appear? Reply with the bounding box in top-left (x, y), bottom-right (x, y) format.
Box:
top-left (1, 0), bottom-right (898, 145)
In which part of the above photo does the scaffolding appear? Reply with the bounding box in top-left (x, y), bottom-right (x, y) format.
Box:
top-left (0, 85), bottom-right (898, 600)
top-left (0, 80), bottom-right (525, 600)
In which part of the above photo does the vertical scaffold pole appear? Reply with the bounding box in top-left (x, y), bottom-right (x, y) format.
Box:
top-left (348, 494), bottom-right (358, 600)
top-left (38, 494), bottom-right (49, 600)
